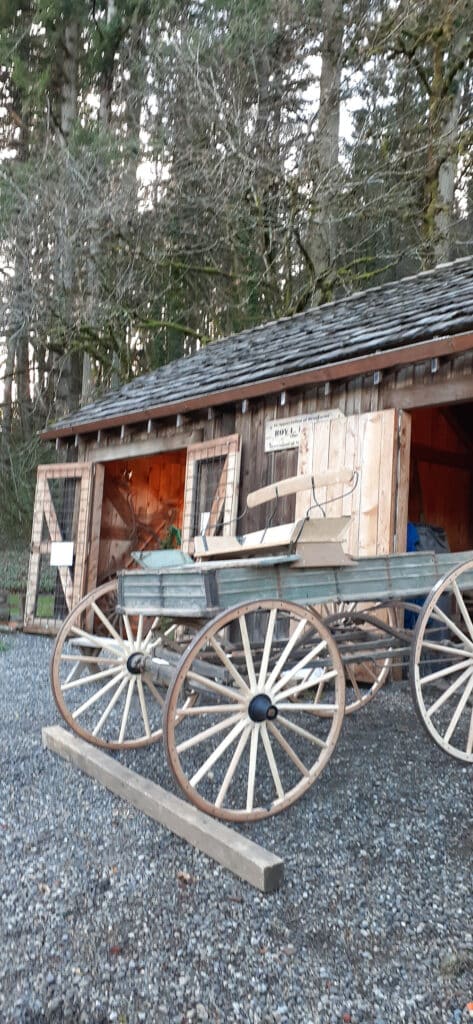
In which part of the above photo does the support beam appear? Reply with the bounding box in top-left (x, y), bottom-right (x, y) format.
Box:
top-left (42, 725), bottom-right (284, 893)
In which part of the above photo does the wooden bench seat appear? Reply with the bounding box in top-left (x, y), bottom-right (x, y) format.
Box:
top-left (191, 469), bottom-right (356, 568)
top-left (193, 515), bottom-right (353, 567)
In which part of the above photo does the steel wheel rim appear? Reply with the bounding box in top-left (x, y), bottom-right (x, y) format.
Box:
top-left (410, 558), bottom-right (473, 764)
top-left (163, 599), bottom-right (346, 822)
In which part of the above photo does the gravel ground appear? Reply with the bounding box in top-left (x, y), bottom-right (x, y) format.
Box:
top-left (0, 631), bottom-right (472, 1024)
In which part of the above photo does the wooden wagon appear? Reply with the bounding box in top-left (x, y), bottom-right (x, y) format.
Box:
top-left (50, 471), bottom-right (473, 823)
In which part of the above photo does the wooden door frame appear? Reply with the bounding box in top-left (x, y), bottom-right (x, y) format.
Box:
top-left (25, 462), bottom-right (104, 634)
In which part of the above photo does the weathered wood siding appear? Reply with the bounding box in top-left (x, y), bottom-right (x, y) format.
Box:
top-left (70, 348), bottom-right (473, 572)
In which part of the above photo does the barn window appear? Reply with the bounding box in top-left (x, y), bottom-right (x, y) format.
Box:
top-left (182, 435), bottom-right (241, 554)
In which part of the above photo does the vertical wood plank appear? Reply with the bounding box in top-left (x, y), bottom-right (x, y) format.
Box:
top-left (297, 409), bottom-right (400, 559)
top-left (394, 410), bottom-right (412, 553)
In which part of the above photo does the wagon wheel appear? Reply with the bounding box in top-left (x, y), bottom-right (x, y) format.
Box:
top-left (324, 604), bottom-right (397, 713)
top-left (51, 579), bottom-right (197, 750)
top-left (410, 558), bottom-right (473, 763)
top-left (163, 599), bottom-right (345, 822)
top-left (312, 601), bottom-right (398, 713)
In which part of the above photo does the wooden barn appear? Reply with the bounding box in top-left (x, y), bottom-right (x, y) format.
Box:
top-left (25, 256), bottom-right (473, 633)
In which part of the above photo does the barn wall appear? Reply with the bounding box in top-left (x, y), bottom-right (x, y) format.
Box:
top-left (74, 348), bottom-right (473, 561)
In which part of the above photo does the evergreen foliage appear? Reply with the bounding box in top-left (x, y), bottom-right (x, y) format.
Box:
top-left (0, 0), bottom-right (472, 541)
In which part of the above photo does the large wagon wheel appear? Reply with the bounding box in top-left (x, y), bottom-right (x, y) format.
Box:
top-left (311, 601), bottom-right (399, 713)
top-left (324, 604), bottom-right (397, 713)
top-left (163, 599), bottom-right (345, 822)
top-left (51, 579), bottom-right (197, 750)
top-left (410, 558), bottom-right (473, 763)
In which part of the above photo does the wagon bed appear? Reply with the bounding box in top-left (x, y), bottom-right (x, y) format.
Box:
top-left (118, 548), bottom-right (473, 617)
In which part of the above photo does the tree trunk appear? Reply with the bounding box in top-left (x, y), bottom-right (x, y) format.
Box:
top-left (307, 0), bottom-right (344, 303)
top-left (60, 20), bottom-right (79, 140)
top-left (422, 7), bottom-right (469, 265)
top-left (53, 17), bottom-right (82, 415)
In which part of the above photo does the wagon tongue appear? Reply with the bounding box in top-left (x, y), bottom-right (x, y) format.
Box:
top-left (248, 693), bottom-right (278, 722)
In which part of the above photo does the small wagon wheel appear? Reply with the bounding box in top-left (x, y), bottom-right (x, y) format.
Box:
top-left (163, 599), bottom-right (345, 822)
top-left (410, 558), bottom-right (473, 763)
top-left (324, 604), bottom-right (397, 713)
top-left (51, 579), bottom-right (197, 750)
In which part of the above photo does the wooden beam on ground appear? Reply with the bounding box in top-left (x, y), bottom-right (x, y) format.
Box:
top-left (42, 725), bottom-right (284, 893)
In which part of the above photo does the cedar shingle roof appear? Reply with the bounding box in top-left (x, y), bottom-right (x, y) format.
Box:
top-left (45, 256), bottom-right (473, 438)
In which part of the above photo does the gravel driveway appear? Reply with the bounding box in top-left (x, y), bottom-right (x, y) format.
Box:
top-left (0, 632), bottom-right (472, 1024)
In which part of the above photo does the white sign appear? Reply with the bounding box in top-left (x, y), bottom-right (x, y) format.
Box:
top-left (50, 542), bottom-right (74, 567)
top-left (265, 410), bottom-right (343, 452)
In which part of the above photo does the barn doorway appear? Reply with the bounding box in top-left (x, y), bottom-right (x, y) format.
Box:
top-left (408, 404), bottom-right (473, 554)
top-left (97, 449), bottom-right (187, 582)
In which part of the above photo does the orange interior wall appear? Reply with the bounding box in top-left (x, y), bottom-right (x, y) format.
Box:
top-left (409, 407), bottom-right (473, 552)
top-left (98, 449), bottom-right (187, 580)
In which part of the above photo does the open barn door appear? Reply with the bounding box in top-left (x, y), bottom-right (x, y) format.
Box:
top-left (296, 409), bottom-right (411, 556)
top-left (182, 435), bottom-right (241, 554)
top-left (25, 463), bottom-right (104, 634)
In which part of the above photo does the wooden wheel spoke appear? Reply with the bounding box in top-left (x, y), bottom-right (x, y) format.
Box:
top-left (72, 670), bottom-right (125, 719)
top-left (359, 662), bottom-right (379, 682)
top-left (176, 711), bottom-right (242, 754)
top-left (239, 615), bottom-right (258, 693)
top-left (444, 678), bottom-right (473, 743)
top-left (208, 635), bottom-right (251, 695)
top-left (92, 678), bottom-right (129, 737)
top-left (62, 664), bottom-right (122, 692)
top-left (122, 613), bottom-right (134, 646)
top-left (258, 608), bottom-right (277, 689)
top-left (136, 614), bottom-right (144, 649)
top-left (271, 638), bottom-right (327, 696)
top-left (277, 701), bottom-right (338, 716)
top-left (246, 728), bottom-right (259, 813)
top-left (277, 668), bottom-right (338, 702)
top-left (186, 669), bottom-right (244, 703)
top-left (420, 657), bottom-right (473, 686)
top-left (267, 721), bottom-right (309, 777)
top-left (346, 664), bottom-right (363, 700)
top-left (277, 714), bottom-right (327, 749)
top-left (189, 719), bottom-right (248, 788)
top-left (260, 723), bottom-right (285, 799)
top-left (427, 665), bottom-right (473, 717)
top-left (136, 677), bottom-right (152, 737)
top-left (264, 617), bottom-right (308, 691)
top-left (452, 580), bottom-right (473, 642)
top-left (430, 604), bottom-right (473, 652)
top-left (61, 653), bottom-right (117, 665)
top-left (118, 679), bottom-right (135, 743)
top-left (215, 726), bottom-right (252, 809)
top-left (421, 640), bottom-right (469, 658)
top-left (142, 617), bottom-right (162, 652)
top-left (90, 601), bottom-right (123, 642)
top-left (177, 703), bottom-right (242, 716)
top-left (144, 677), bottom-right (165, 706)
top-left (70, 624), bottom-right (123, 657)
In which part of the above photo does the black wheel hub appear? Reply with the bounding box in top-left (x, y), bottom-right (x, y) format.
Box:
top-left (248, 693), bottom-right (278, 723)
top-left (126, 652), bottom-right (145, 674)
